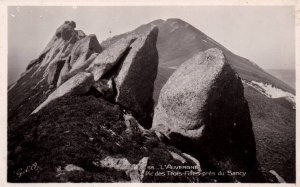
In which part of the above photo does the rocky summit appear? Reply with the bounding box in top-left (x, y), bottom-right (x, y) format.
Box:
top-left (8, 20), bottom-right (290, 183)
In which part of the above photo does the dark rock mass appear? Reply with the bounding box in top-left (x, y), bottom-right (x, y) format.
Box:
top-left (114, 27), bottom-right (159, 128)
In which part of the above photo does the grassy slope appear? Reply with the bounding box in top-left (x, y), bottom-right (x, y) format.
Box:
top-left (8, 65), bottom-right (54, 129)
top-left (8, 95), bottom-right (214, 182)
top-left (244, 85), bottom-right (295, 183)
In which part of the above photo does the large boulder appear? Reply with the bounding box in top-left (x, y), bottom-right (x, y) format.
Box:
top-left (32, 72), bottom-right (94, 114)
top-left (152, 48), bottom-right (257, 179)
top-left (114, 27), bottom-right (159, 128)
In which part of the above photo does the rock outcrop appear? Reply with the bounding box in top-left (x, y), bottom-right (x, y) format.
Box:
top-left (114, 27), bottom-right (159, 128)
top-left (28, 22), bottom-right (159, 127)
top-left (55, 21), bottom-right (76, 40)
top-left (25, 21), bottom-right (103, 90)
top-left (95, 156), bottom-right (149, 182)
top-left (76, 27), bottom-right (158, 128)
top-left (32, 72), bottom-right (94, 114)
top-left (57, 34), bottom-right (102, 86)
top-left (86, 37), bottom-right (137, 82)
top-left (152, 48), bottom-right (257, 179)
top-left (26, 21), bottom-right (87, 87)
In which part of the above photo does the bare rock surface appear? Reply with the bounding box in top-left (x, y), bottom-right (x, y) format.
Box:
top-left (57, 34), bottom-right (102, 86)
top-left (114, 27), bottom-right (158, 124)
top-left (98, 156), bottom-right (131, 171)
top-left (86, 37), bottom-right (137, 82)
top-left (69, 34), bottom-right (102, 66)
top-left (64, 164), bottom-right (84, 172)
top-left (55, 21), bottom-right (77, 40)
top-left (152, 48), bottom-right (257, 177)
top-left (153, 48), bottom-right (226, 137)
top-left (57, 52), bottom-right (98, 86)
top-left (26, 21), bottom-right (87, 88)
top-left (95, 156), bottom-right (149, 182)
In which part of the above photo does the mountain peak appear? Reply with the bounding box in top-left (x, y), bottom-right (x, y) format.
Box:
top-left (149, 19), bottom-right (165, 25)
top-left (149, 18), bottom-right (189, 28)
top-left (166, 18), bottom-right (186, 23)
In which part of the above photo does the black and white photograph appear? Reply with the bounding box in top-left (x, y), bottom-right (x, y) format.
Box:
top-left (3, 0), bottom-right (297, 184)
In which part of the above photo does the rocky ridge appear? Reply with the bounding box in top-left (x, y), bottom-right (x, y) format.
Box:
top-left (8, 20), bottom-right (281, 183)
top-left (17, 21), bottom-right (158, 128)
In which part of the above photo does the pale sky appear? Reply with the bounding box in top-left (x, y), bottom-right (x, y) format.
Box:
top-left (8, 6), bottom-right (295, 84)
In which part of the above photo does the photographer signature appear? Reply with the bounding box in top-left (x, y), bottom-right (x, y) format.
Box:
top-left (16, 162), bottom-right (39, 178)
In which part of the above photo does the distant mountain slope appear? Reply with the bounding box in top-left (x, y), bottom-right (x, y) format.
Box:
top-left (266, 69), bottom-right (295, 89)
top-left (101, 18), bottom-right (294, 95)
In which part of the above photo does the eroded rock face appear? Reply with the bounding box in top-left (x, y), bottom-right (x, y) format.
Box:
top-left (25, 21), bottom-right (103, 89)
top-left (69, 34), bottom-right (102, 66)
top-left (32, 72), bottom-right (94, 114)
top-left (86, 37), bottom-right (137, 82)
top-left (57, 34), bottom-right (102, 86)
top-left (57, 53), bottom-right (98, 86)
top-left (27, 22), bottom-right (159, 125)
top-left (55, 21), bottom-right (76, 40)
top-left (152, 48), bottom-right (257, 177)
top-left (114, 27), bottom-right (159, 128)
top-left (26, 21), bottom-right (87, 88)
